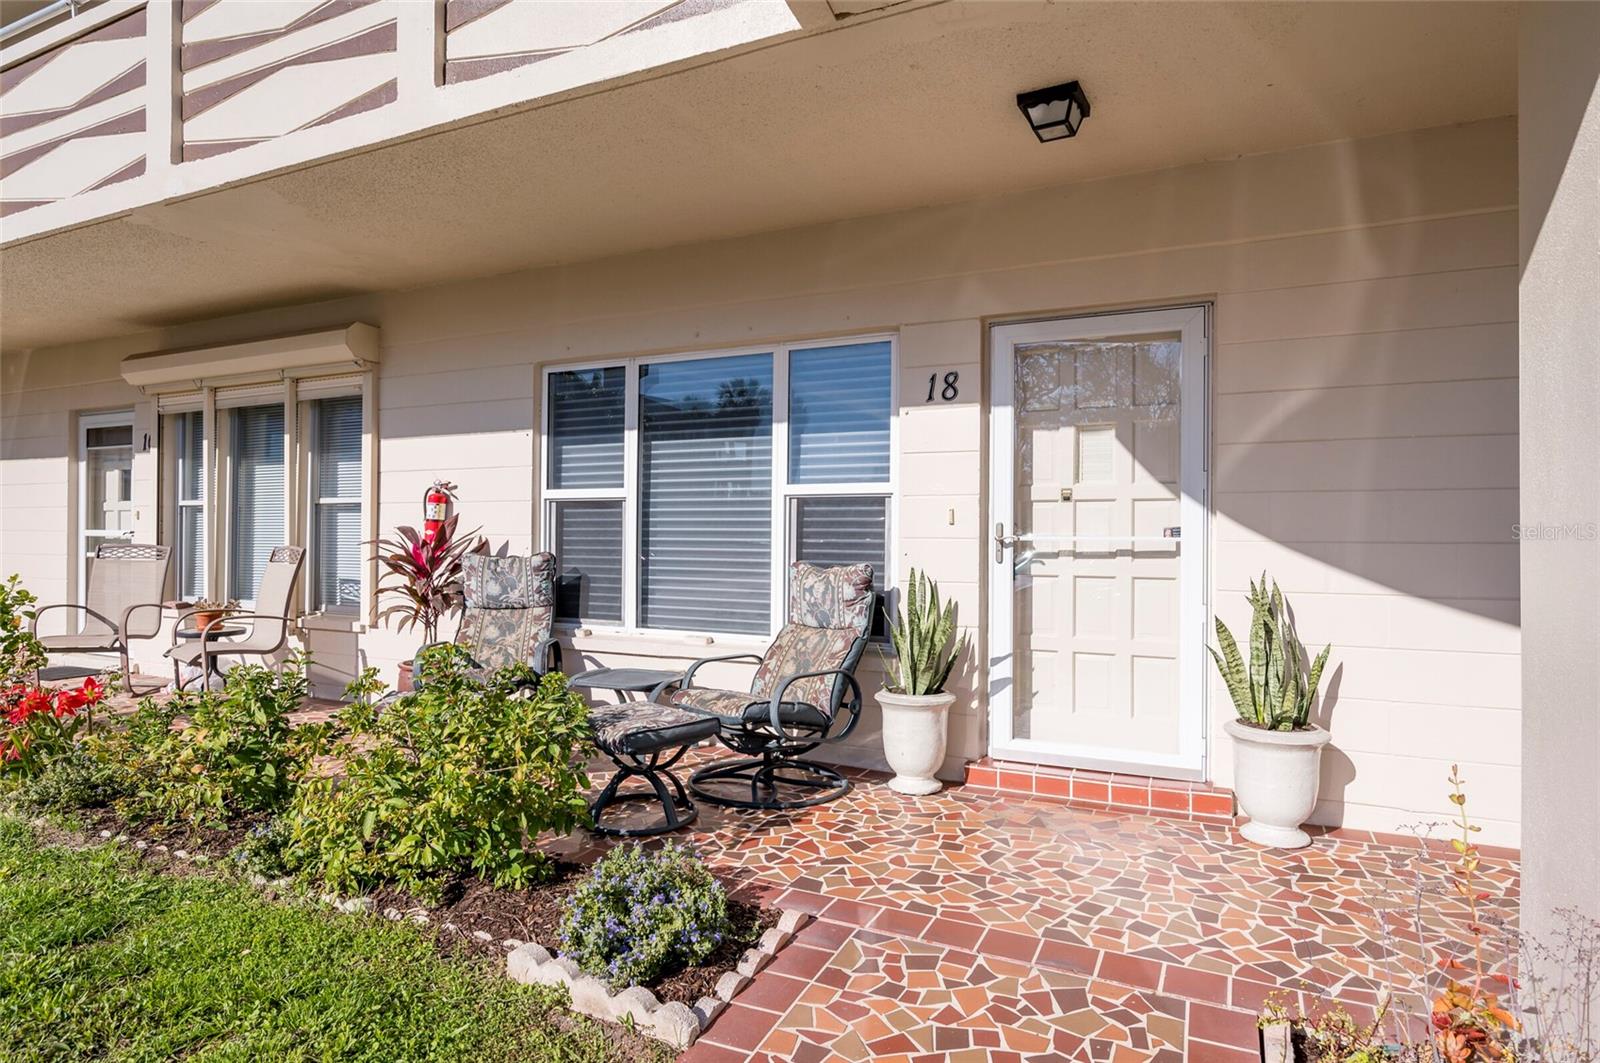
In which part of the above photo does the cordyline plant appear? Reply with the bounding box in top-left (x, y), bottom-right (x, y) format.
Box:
top-left (884, 568), bottom-right (965, 696)
top-left (1210, 573), bottom-right (1330, 731)
top-left (372, 513), bottom-right (486, 644)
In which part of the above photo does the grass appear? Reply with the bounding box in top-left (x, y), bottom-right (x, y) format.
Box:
top-left (0, 816), bottom-right (664, 1062)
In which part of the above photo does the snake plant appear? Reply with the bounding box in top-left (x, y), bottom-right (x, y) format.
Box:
top-left (1210, 574), bottom-right (1331, 731)
top-left (885, 568), bottom-right (965, 696)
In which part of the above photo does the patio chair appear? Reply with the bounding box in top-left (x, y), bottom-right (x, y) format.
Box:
top-left (417, 552), bottom-right (561, 686)
top-left (168, 546), bottom-right (304, 690)
top-left (31, 542), bottom-right (171, 690)
top-left (654, 561), bottom-right (874, 811)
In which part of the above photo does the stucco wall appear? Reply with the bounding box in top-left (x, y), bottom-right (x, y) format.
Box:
top-left (1517, 1), bottom-right (1600, 960)
top-left (0, 115), bottom-right (1521, 843)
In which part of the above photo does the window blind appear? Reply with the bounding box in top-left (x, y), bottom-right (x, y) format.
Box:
top-left (793, 495), bottom-right (889, 635)
top-left (312, 396), bottom-right (362, 611)
top-left (549, 367), bottom-right (625, 489)
top-left (174, 411), bottom-right (205, 601)
top-left (639, 354), bottom-right (773, 634)
top-left (789, 341), bottom-right (892, 484)
top-left (229, 404), bottom-right (285, 603)
top-left (553, 500), bottom-right (624, 624)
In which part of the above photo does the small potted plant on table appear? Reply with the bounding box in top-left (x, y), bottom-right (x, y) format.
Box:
top-left (877, 569), bottom-right (966, 796)
top-left (1212, 574), bottom-right (1332, 849)
top-left (374, 514), bottom-right (484, 691)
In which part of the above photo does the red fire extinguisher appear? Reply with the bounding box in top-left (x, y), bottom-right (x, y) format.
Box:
top-left (422, 481), bottom-right (457, 544)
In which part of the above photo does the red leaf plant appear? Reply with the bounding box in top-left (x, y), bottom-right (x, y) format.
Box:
top-left (0, 676), bottom-right (107, 778)
top-left (372, 513), bottom-right (486, 645)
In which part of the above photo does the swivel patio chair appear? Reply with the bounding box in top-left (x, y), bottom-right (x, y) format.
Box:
top-left (654, 561), bottom-right (874, 810)
top-left (418, 552), bottom-right (561, 685)
top-left (32, 542), bottom-right (170, 690)
top-left (168, 546), bottom-right (304, 690)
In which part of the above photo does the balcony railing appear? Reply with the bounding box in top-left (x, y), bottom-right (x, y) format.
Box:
top-left (0, 0), bottom-right (799, 233)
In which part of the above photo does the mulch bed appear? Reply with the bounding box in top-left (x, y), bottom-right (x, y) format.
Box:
top-left (43, 806), bottom-right (776, 1008)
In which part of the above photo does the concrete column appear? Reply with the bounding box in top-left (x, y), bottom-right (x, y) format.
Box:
top-left (1518, 0), bottom-right (1600, 999)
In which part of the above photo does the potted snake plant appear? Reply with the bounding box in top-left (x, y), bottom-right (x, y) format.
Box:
top-left (1211, 574), bottom-right (1333, 849)
top-left (877, 569), bottom-right (966, 796)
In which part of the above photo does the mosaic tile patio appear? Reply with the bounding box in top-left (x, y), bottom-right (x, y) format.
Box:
top-left (562, 747), bottom-right (1519, 1062)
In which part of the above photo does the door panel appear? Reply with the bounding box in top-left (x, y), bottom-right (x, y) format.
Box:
top-left (989, 308), bottom-right (1207, 777)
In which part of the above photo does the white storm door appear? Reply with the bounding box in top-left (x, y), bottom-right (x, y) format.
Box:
top-left (78, 411), bottom-right (137, 605)
top-left (988, 307), bottom-right (1207, 778)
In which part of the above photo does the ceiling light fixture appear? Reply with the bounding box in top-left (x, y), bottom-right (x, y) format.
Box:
top-left (1016, 81), bottom-right (1090, 142)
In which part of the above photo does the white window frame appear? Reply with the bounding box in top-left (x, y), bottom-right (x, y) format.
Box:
top-left (159, 375), bottom-right (375, 620)
top-left (540, 334), bottom-right (898, 640)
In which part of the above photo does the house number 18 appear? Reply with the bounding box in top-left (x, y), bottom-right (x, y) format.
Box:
top-left (926, 371), bottom-right (959, 403)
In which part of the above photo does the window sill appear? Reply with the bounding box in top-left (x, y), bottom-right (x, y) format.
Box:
top-left (298, 611), bottom-right (366, 634)
top-left (555, 626), bottom-right (770, 660)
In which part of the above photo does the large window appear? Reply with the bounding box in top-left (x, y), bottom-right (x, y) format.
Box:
top-left (543, 338), bottom-right (892, 637)
top-left (162, 382), bottom-right (369, 613)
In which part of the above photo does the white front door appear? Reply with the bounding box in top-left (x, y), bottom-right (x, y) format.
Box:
top-left (78, 411), bottom-right (136, 606)
top-left (988, 307), bottom-right (1208, 778)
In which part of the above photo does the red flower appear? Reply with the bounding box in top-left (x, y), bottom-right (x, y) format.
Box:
top-left (80, 676), bottom-right (105, 704)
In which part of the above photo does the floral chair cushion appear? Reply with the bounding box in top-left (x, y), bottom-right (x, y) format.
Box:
top-left (667, 686), bottom-right (831, 732)
top-left (455, 553), bottom-right (555, 672)
top-left (590, 702), bottom-right (721, 757)
top-left (788, 561), bottom-right (873, 633)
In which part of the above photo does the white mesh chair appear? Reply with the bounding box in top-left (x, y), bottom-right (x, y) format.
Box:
top-left (168, 546), bottom-right (305, 690)
top-left (32, 543), bottom-right (171, 689)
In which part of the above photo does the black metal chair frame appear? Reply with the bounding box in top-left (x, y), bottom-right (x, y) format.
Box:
top-left (652, 604), bottom-right (872, 812)
top-left (590, 742), bottom-right (701, 837)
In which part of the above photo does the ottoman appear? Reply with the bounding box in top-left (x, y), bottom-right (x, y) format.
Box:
top-left (588, 702), bottom-right (721, 837)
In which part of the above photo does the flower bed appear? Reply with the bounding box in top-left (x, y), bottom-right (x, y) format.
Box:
top-left (1, 571), bottom-right (795, 1054)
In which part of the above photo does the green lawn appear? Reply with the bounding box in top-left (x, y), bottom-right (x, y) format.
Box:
top-left (0, 817), bottom-right (660, 1062)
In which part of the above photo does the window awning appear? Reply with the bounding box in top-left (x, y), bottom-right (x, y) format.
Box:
top-left (120, 324), bottom-right (379, 394)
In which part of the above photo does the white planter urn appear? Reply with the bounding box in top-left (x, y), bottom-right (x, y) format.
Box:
top-left (877, 690), bottom-right (956, 796)
top-left (1224, 718), bottom-right (1332, 849)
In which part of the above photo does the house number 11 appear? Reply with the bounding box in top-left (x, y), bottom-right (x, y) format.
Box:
top-left (926, 371), bottom-right (959, 402)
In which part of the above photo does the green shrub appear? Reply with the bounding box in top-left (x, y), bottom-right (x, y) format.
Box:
top-left (11, 744), bottom-right (125, 813)
top-left (89, 657), bottom-right (330, 827)
top-left (558, 842), bottom-right (731, 987)
top-left (0, 573), bottom-right (45, 687)
top-left (284, 644), bottom-right (591, 900)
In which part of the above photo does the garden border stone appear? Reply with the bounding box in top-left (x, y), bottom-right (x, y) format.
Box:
top-left (504, 908), bottom-right (814, 1050)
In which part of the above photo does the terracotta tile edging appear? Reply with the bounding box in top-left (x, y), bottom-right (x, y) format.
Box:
top-left (504, 908), bottom-right (814, 1051)
top-left (962, 757), bottom-right (1237, 823)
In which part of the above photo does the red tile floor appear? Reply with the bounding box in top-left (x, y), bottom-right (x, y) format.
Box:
top-left (83, 681), bottom-right (1518, 1063)
top-left (555, 749), bottom-right (1520, 1063)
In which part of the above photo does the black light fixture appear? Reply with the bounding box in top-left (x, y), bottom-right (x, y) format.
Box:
top-left (1016, 80), bottom-right (1090, 142)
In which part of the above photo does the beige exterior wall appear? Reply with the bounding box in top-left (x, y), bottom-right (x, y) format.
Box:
top-left (0, 115), bottom-right (1521, 843)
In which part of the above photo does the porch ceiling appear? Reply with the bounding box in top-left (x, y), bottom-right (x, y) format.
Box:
top-left (0, 0), bottom-right (1516, 353)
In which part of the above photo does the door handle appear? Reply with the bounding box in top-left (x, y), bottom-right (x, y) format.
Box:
top-left (993, 523), bottom-right (1019, 564)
